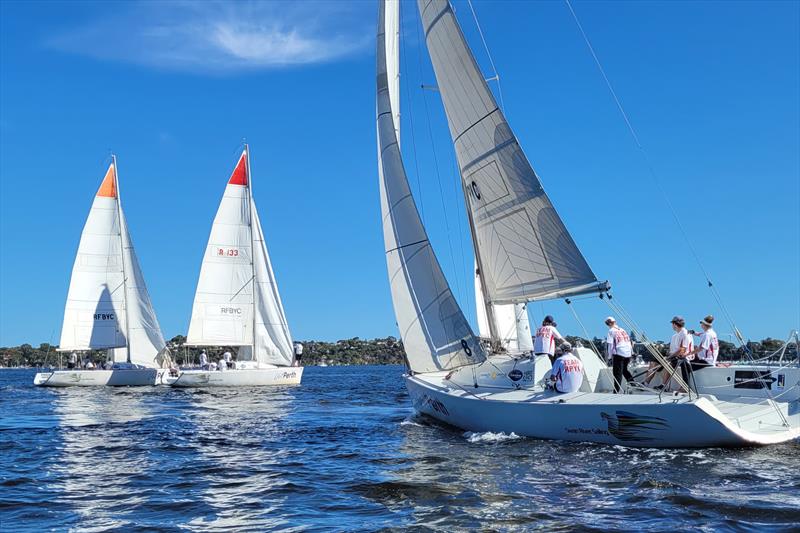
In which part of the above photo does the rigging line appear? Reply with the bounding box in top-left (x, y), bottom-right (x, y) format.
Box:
top-left (415, 3), bottom-right (466, 306)
top-left (563, 0), bottom-right (749, 346)
top-left (466, 0), bottom-right (506, 112)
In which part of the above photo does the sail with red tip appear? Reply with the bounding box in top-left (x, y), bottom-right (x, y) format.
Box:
top-left (186, 148), bottom-right (294, 367)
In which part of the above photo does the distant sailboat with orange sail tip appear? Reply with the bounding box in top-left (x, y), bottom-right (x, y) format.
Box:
top-left (34, 157), bottom-right (171, 386)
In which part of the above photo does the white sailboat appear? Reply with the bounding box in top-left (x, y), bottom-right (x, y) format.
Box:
top-left (164, 146), bottom-right (302, 387)
top-left (34, 158), bottom-right (171, 386)
top-left (377, 0), bottom-right (799, 447)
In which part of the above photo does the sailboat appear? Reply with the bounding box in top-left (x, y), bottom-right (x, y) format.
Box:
top-left (164, 146), bottom-right (302, 387)
top-left (34, 157), bottom-right (171, 386)
top-left (376, 0), bottom-right (799, 447)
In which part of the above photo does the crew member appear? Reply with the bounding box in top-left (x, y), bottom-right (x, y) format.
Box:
top-left (690, 315), bottom-right (719, 370)
top-left (661, 316), bottom-right (693, 392)
top-left (605, 317), bottom-right (633, 393)
top-left (533, 315), bottom-right (563, 362)
top-left (68, 352), bottom-right (77, 370)
top-left (550, 342), bottom-right (583, 393)
top-left (293, 342), bottom-right (304, 367)
top-left (199, 350), bottom-right (208, 369)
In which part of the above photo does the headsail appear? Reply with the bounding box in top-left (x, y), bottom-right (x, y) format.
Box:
top-left (186, 150), bottom-right (294, 367)
top-left (59, 161), bottom-right (168, 367)
top-left (418, 0), bottom-right (607, 304)
top-left (474, 260), bottom-right (532, 352)
top-left (378, 0), bottom-right (485, 374)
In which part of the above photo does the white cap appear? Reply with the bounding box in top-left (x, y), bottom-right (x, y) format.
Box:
top-left (604, 316), bottom-right (616, 324)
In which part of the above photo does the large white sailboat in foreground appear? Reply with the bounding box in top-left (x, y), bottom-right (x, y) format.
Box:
top-left (377, 0), bottom-right (798, 447)
top-left (35, 158), bottom-right (171, 387)
top-left (164, 147), bottom-right (301, 387)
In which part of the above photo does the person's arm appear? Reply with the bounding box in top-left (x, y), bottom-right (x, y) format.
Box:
top-left (552, 327), bottom-right (564, 341)
top-left (606, 331), bottom-right (614, 358)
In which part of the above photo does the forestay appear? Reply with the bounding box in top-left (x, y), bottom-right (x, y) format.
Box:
top-left (378, 0), bottom-right (485, 374)
top-left (418, 0), bottom-right (605, 304)
top-left (186, 151), bottom-right (293, 367)
top-left (58, 162), bottom-right (168, 367)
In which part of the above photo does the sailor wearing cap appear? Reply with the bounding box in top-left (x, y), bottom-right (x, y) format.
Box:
top-left (549, 342), bottom-right (584, 393)
top-left (605, 317), bottom-right (633, 393)
top-left (533, 315), bottom-right (564, 362)
top-left (689, 315), bottom-right (719, 370)
top-left (661, 316), bottom-right (694, 392)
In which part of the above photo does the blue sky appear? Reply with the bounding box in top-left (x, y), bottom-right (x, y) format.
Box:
top-left (0, 0), bottom-right (797, 347)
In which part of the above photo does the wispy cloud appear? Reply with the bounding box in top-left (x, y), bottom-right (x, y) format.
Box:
top-left (47, 1), bottom-right (371, 74)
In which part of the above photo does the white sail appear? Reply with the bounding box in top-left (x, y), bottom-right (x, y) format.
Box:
top-left (418, 0), bottom-right (606, 305)
top-left (58, 162), bottom-right (167, 367)
top-left (378, 0), bottom-right (485, 374)
top-left (474, 260), bottom-right (532, 352)
top-left (186, 150), bottom-right (294, 367)
top-left (59, 165), bottom-right (127, 353)
top-left (119, 207), bottom-right (171, 367)
top-left (186, 153), bottom-right (256, 348)
top-left (385, 0), bottom-right (401, 145)
top-left (247, 196), bottom-right (294, 366)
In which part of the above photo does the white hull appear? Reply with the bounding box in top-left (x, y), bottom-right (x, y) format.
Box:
top-left (632, 363), bottom-right (800, 403)
top-left (163, 366), bottom-right (303, 387)
top-left (33, 368), bottom-right (163, 387)
top-left (404, 352), bottom-right (799, 448)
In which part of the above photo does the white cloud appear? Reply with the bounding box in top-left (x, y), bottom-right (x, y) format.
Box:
top-left (47, 1), bottom-right (371, 73)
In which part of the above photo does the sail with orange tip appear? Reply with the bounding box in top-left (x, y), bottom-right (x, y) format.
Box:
top-left (96, 164), bottom-right (117, 197)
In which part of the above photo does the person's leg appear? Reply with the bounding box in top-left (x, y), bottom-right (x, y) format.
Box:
top-left (612, 355), bottom-right (623, 393)
top-left (678, 359), bottom-right (693, 392)
top-left (622, 357), bottom-right (634, 384)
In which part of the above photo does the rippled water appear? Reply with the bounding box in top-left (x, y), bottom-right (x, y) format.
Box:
top-left (1, 366), bottom-right (798, 531)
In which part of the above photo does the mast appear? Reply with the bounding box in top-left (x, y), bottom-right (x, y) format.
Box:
top-left (112, 154), bottom-right (132, 363)
top-left (244, 144), bottom-right (257, 359)
top-left (460, 183), bottom-right (500, 346)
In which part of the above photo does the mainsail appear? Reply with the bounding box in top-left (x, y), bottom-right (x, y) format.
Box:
top-left (58, 161), bottom-right (168, 367)
top-left (186, 149), bottom-right (294, 367)
top-left (378, 0), bottom-right (485, 374)
top-left (418, 0), bottom-right (607, 305)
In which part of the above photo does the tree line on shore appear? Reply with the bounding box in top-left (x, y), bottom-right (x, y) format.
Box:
top-left (0, 334), bottom-right (796, 368)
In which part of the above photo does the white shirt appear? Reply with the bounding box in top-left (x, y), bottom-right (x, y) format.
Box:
top-left (199, 352), bottom-right (208, 366)
top-left (551, 353), bottom-right (584, 393)
top-left (223, 352), bottom-right (232, 362)
top-left (294, 343), bottom-right (304, 356)
top-left (218, 359), bottom-right (227, 371)
top-left (69, 352), bottom-right (77, 363)
top-left (606, 326), bottom-right (633, 358)
top-left (670, 328), bottom-right (694, 360)
top-left (533, 325), bottom-right (563, 355)
top-left (697, 328), bottom-right (719, 365)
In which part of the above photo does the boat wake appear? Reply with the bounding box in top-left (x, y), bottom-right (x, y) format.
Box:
top-left (463, 431), bottom-right (523, 444)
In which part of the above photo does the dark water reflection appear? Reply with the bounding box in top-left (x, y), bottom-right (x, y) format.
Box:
top-left (1, 366), bottom-right (798, 531)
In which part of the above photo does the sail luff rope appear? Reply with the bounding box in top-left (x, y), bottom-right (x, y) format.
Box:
top-left (465, 0), bottom-right (506, 112)
top-left (563, 0), bottom-right (750, 357)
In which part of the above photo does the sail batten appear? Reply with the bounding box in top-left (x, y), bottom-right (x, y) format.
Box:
top-left (418, 0), bottom-right (603, 305)
top-left (378, 0), bottom-right (485, 374)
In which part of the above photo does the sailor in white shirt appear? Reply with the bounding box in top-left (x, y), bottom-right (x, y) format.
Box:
top-left (605, 317), bottom-right (633, 393)
top-left (223, 351), bottom-right (234, 370)
top-left (68, 352), bottom-right (77, 369)
top-left (690, 315), bottom-right (719, 370)
top-left (199, 350), bottom-right (209, 369)
top-left (293, 342), bottom-right (304, 367)
top-left (661, 315), bottom-right (694, 392)
top-left (550, 342), bottom-right (583, 393)
top-left (533, 315), bottom-right (563, 361)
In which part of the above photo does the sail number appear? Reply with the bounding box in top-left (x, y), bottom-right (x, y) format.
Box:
top-left (93, 313), bottom-right (115, 321)
top-left (216, 248), bottom-right (240, 257)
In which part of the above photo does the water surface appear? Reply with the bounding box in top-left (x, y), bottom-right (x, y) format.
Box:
top-left (1, 366), bottom-right (798, 531)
